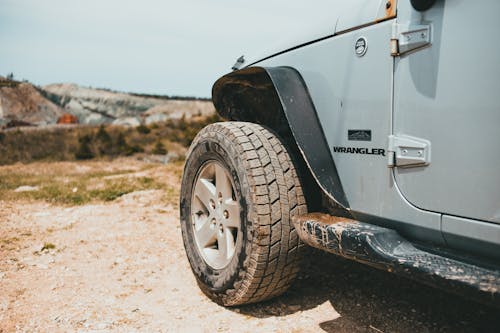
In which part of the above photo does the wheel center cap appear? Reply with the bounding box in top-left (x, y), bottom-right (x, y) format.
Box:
top-left (214, 207), bottom-right (224, 223)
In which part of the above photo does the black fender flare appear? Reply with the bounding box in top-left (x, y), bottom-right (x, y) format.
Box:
top-left (212, 66), bottom-right (349, 209)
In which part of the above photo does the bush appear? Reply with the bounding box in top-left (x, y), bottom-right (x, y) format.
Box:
top-left (115, 132), bottom-right (130, 155)
top-left (126, 144), bottom-right (144, 156)
top-left (96, 125), bottom-right (111, 143)
top-left (0, 113), bottom-right (222, 164)
top-left (152, 140), bottom-right (168, 155)
top-left (75, 135), bottom-right (95, 160)
top-left (136, 124), bottom-right (151, 134)
top-left (96, 125), bottom-right (112, 154)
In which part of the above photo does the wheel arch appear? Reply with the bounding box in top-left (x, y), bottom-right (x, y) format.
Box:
top-left (212, 66), bottom-right (349, 209)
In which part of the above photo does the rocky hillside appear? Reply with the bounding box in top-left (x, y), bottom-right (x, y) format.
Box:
top-left (0, 77), bottom-right (215, 128)
top-left (42, 84), bottom-right (215, 126)
top-left (0, 78), bottom-right (64, 127)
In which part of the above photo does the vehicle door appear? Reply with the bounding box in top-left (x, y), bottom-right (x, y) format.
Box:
top-left (392, 1), bottom-right (500, 224)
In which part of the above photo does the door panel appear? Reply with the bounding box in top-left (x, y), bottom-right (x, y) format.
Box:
top-left (393, 1), bottom-right (500, 223)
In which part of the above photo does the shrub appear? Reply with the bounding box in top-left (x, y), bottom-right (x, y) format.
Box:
top-left (96, 125), bottom-right (112, 155)
top-left (152, 140), bottom-right (168, 155)
top-left (96, 125), bottom-right (111, 143)
top-left (136, 124), bottom-right (151, 134)
top-left (126, 144), bottom-right (144, 156)
top-left (75, 135), bottom-right (95, 160)
top-left (0, 113), bottom-right (221, 164)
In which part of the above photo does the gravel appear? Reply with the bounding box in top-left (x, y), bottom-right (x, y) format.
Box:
top-left (0, 162), bottom-right (498, 332)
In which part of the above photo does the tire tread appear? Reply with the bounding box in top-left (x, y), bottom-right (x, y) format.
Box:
top-left (188, 121), bottom-right (307, 305)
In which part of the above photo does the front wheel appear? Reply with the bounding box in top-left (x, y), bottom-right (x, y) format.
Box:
top-left (180, 122), bottom-right (307, 306)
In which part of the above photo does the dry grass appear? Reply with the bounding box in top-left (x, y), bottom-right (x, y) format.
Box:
top-left (0, 159), bottom-right (183, 206)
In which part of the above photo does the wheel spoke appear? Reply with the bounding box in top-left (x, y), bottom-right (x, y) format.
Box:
top-left (192, 196), bottom-right (207, 216)
top-left (217, 229), bottom-right (228, 260)
top-left (215, 164), bottom-right (232, 200)
top-left (195, 217), bottom-right (216, 248)
top-left (195, 178), bottom-right (216, 210)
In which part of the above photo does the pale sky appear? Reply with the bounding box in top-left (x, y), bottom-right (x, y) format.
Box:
top-left (0, 0), bottom-right (334, 98)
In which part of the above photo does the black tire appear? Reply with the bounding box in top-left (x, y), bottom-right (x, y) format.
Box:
top-left (180, 121), bottom-right (307, 306)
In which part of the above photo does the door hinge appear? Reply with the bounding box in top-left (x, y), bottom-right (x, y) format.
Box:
top-left (388, 135), bottom-right (431, 168)
top-left (391, 23), bottom-right (431, 56)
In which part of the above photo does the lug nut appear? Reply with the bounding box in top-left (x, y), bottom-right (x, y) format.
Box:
top-left (223, 210), bottom-right (229, 219)
top-left (218, 192), bottom-right (223, 203)
top-left (209, 199), bottom-right (215, 209)
top-left (219, 225), bottom-right (224, 233)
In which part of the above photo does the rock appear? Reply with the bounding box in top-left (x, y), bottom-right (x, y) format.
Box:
top-left (14, 185), bottom-right (39, 192)
top-left (144, 113), bottom-right (168, 125)
top-left (83, 112), bottom-right (111, 125)
top-left (111, 117), bottom-right (141, 127)
top-left (287, 305), bottom-right (301, 312)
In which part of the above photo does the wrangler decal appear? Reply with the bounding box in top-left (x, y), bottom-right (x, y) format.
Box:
top-left (333, 146), bottom-right (385, 156)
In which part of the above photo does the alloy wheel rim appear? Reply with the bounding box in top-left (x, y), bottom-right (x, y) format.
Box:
top-left (191, 161), bottom-right (241, 269)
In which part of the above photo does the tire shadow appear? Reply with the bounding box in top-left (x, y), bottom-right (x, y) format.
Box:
top-left (236, 249), bottom-right (500, 332)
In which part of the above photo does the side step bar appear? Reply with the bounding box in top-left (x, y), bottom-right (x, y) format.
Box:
top-left (292, 213), bottom-right (500, 307)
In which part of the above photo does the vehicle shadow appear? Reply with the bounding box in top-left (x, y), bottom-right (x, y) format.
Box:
top-left (235, 248), bottom-right (500, 332)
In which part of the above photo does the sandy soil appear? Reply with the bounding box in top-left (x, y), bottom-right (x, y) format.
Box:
top-left (1, 160), bottom-right (498, 332)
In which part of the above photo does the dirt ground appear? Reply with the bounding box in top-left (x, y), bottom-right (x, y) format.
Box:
top-left (1, 159), bottom-right (499, 332)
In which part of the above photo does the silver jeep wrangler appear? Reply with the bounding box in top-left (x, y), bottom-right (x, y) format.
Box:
top-left (180, 0), bottom-right (500, 306)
